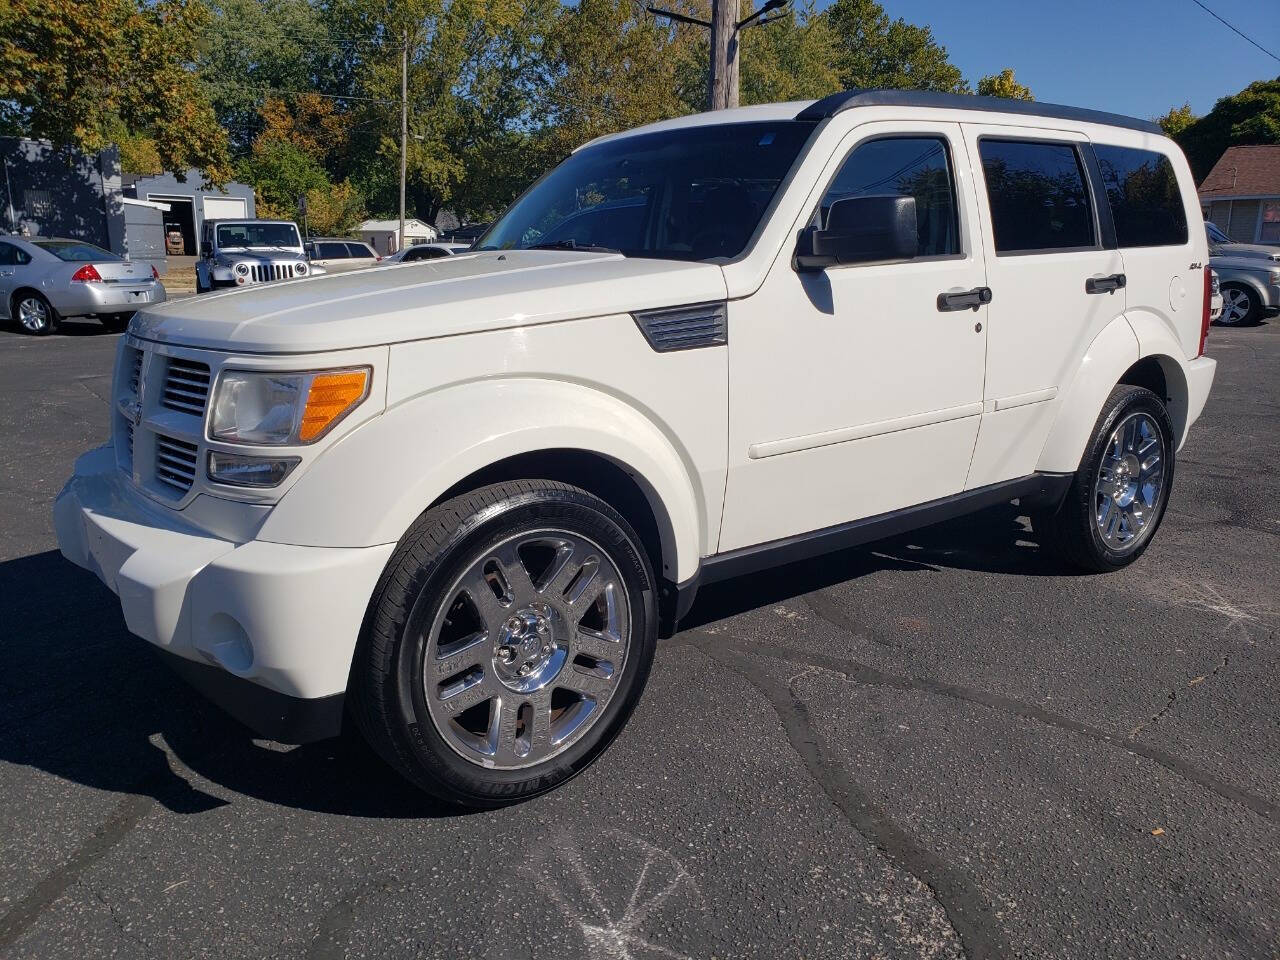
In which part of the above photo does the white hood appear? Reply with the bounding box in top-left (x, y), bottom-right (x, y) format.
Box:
top-left (134, 250), bottom-right (728, 354)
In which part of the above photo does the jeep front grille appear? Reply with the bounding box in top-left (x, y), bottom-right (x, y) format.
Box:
top-left (126, 346), bottom-right (143, 396)
top-left (162, 358), bottom-right (211, 416)
top-left (154, 435), bottom-right (198, 493)
top-left (250, 263), bottom-right (295, 283)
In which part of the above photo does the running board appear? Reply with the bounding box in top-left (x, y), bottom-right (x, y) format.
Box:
top-left (699, 472), bottom-right (1073, 587)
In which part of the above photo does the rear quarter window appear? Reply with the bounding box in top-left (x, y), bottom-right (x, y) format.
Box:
top-left (1094, 145), bottom-right (1188, 248)
top-left (978, 140), bottom-right (1096, 254)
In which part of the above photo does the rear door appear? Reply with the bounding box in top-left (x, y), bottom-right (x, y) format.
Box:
top-left (960, 126), bottom-right (1127, 488)
top-left (344, 242), bottom-right (379, 269)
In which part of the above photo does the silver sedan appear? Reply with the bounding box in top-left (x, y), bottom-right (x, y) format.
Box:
top-left (0, 236), bottom-right (167, 335)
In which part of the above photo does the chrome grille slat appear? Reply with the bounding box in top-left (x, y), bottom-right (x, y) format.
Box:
top-left (162, 358), bottom-right (211, 416)
top-left (154, 435), bottom-right (198, 493)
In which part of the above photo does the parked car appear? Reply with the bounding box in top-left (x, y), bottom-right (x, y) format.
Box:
top-left (1206, 222), bottom-right (1280, 326)
top-left (195, 219), bottom-right (311, 294)
top-left (438, 223), bottom-right (490, 244)
top-left (381, 242), bottom-right (471, 264)
top-left (56, 91), bottom-right (1216, 808)
top-left (0, 236), bottom-right (165, 335)
top-left (304, 238), bottom-right (380, 274)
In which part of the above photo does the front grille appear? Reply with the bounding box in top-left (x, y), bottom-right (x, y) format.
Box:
top-left (126, 347), bottom-right (143, 396)
top-left (162, 358), bottom-right (211, 416)
top-left (250, 263), bottom-right (294, 283)
top-left (154, 435), bottom-right (198, 493)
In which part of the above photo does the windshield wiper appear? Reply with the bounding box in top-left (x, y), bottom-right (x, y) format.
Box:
top-left (527, 239), bottom-right (623, 255)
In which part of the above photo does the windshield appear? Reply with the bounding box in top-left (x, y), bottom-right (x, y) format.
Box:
top-left (216, 222), bottom-right (301, 249)
top-left (477, 121), bottom-right (816, 261)
top-left (31, 239), bottom-right (120, 262)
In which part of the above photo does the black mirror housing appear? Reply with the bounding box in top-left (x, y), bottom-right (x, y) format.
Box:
top-left (200, 241), bottom-right (212, 258)
top-left (795, 195), bottom-right (918, 271)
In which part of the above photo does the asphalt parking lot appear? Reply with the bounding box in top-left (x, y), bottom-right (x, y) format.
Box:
top-left (1, 315), bottom-right (1277, 960)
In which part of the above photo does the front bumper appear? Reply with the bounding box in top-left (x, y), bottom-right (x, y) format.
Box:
top-left (54, 282), bottom-right (166, 316)
top-left (53, 446), bottom-right (395, 742)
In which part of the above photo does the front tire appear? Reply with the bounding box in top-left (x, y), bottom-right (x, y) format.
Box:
top-left (1218, 284), bottom-right (1261, 326)
top-left (349, 480), bottom-right (657, 808)
top-left (1036, 385), bottom-right (1174, 572)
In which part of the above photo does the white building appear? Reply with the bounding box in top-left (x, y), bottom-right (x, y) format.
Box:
top-left (358, 218), bottom-right (438, 255)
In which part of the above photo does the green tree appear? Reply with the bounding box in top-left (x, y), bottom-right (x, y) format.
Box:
top-left (977, 68), bottom-right (1033, 101)
top-left (0, 0), bottom-right (231, 181)
top-left (738, 0), bottom-right (841, 107)
top-left (198, 0), bottom-right (358, 156)
top-left (1170, 79), bottom-right (1280, 181)
top-left (236, 137), bottom-right (328, 220)
top-left (1156, 102), bottom-right (1197, 138)
top-left (823, 0), bottom-right (968, 93)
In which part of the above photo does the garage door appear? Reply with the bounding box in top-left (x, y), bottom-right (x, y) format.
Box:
top-left (203, 196), bottom-right (248, 220)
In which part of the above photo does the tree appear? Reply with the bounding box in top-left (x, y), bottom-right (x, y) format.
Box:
top-left (977, 68), bottom-right (1033, 101)
top-left (0, 0), bottom-right (231, 181)
top-left (236, 138), bottom-right (328, 219)
top-left (823, 0), bottom-right (968, 94)
top-left (738, 0), bottom-right (841, 107)
top-left (1168, 79), bottom-right (1280, 181)
top-left (1156, 102), bottom-right (1196, 139)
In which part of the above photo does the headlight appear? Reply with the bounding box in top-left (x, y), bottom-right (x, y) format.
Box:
top-left (234, 262), bottom-right (249, 276)
top-left (296, 261), bottom-right (308, 275)
top-left (210, 367), bottom-right (371, 445)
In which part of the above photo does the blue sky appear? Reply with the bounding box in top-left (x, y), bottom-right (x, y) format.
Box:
top-left (818, 0), bottom-right (1279, 120)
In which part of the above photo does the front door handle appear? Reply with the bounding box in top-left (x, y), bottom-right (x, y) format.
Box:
top-left (1086, 273), bottom-right (1126, 294)
top-left (937, 286), bottom-right (993, 312)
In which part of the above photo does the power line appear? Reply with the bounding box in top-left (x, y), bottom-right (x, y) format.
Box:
top-left (1188, 0), bottom-right (1280, 63)
top-left (206, 81), bottom-right (400, 105)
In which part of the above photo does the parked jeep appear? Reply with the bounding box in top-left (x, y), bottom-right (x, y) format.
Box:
top-left (194, 219), bottom-right (313, 294)
top-left (57, 91), bottom-right (1216, 808)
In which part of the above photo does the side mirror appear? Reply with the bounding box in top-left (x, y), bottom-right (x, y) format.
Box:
top-left (795, 195), bottom-right (918, 271)
top-left (200, 241), bottom-right (212, 258)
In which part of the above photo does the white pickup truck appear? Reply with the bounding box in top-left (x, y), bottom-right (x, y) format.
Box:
top-left (56, 91), bottom-right (1216, 808)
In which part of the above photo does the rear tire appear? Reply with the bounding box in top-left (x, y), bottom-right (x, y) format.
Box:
top-left (1036, 385), bottom-right (1174, 572)
top-left (1218, 284), bottom-right (1261, 326)
top-left (349, 480), bottom-right (657, 808)
top-left (13, 291), bottom-right (58, 335)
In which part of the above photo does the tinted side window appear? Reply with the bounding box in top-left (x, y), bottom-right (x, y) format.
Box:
top-left (1094, 145), bottom-right (1187, 247)
top-left (979, 140), bottom-right (1095, 253)
top-left (0, 242), bottom-right (27, 266)
top-left (345, 243), bottom-right (374, 258)
top-left (404, 247), bottom-right (449, 262)
top-left (318, 242), bottom-right (348, 258)
top-left (821, 136), bottom-right (960, 257)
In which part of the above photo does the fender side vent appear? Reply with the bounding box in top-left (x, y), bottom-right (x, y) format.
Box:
top-left (631, 301), bottom-right (727, 352)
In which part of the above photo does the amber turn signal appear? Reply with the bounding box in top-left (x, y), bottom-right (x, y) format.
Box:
top-left (300, 369), bottom-right (370, 441)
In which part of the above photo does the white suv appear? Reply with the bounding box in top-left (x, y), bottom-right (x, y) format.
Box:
top-left (55, 91), bottom-right (1217, 807)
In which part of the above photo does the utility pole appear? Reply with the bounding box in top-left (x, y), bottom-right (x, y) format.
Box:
top-left (399, 29), bottom-right (408, 254)
top-left (645, 0), bottom-right (789, 110)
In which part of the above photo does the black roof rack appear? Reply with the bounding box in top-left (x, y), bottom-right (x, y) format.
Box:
top-left (795, 90), bottom-right (1162, 135)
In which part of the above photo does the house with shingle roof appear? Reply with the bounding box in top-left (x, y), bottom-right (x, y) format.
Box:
top-left (1199, 145), bottom-right (1280, 245)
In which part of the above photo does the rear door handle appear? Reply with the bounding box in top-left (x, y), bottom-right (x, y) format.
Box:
top-left (937, 286), bottom-right (993, 312)
top-left (1086, 273), bottom-right (1126, 294)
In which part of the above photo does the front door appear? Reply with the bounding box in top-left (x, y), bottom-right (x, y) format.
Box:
top-left (959, 127), bottom-right (1128, 489)
top-left (719, 121), bottom-right (990, 552)
top-left (0, 240), bottom-right (33, 319)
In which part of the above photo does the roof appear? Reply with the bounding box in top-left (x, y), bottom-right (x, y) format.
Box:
top-left (122, 197), bottom-right (170, 212)
top-left (359, 218), bottom-right (435, 233)
top-left (796, 90), bottom-right (1161, 133)
top-left (1199, 145), bottom-right (1280, 197)
top-left (584, 90), bottom-right (1162, 151)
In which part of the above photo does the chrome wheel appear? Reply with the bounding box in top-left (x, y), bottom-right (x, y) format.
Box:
top-left (1219, 287), bottom-right (1254, 326)
top-left (17, 296), bottom-right (50, 333)
top-left (424, 529), bottom-right (631, 770)
top-left (1092, 411), bottom-right (1165, 552)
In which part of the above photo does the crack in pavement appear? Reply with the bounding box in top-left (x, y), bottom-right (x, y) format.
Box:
top-left (682, 627), bottom-right (1278, 825)
top-left (680, 634), bottom-right (1003, 960)
top-left (1129, 653), bottom-right (1232, 740)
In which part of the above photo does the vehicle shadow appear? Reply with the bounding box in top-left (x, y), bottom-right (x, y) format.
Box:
top-left (3, 502), bottom-right (1073, 816)
top-left (0, 550), bottom-right (459, 819)
top-left (680, 501), bottom-right (1083, 629)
